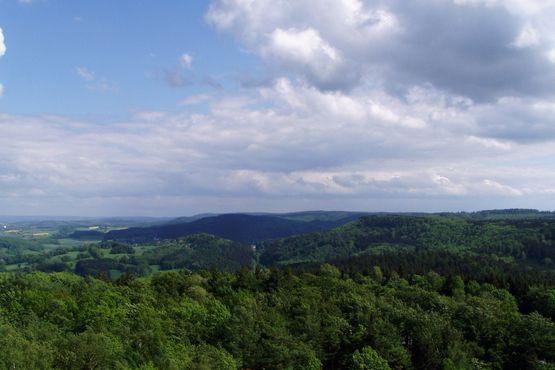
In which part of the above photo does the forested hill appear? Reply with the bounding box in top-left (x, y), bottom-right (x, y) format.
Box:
top-left (447, 208), bottom-right (555, 220)
top-left (260, 215), bottom-right (555, 268)
top-left (104, 213), bottom-right (362, 244)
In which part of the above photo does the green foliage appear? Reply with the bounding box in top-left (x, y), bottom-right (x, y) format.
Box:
top-left (525, 287), bottom-right (555, 320)
top-left (351, 346), bottom-right (391, 370)
top-left (55, 330), bottom-right (124, 369)
top-left (0, 266), bottom-right (553, 369)
top-left (0, 321), bottom-right (54, 369)
top-left (107, 242), bottom-right (135, 254)
top-left (189, 344), bottom-right (238, 370)
top-left (146, 234), bottom-right (253, 271)
top-left (259, 215), bottom-right (555, 271)
top-left (0, 236), bottom-right (40, 251)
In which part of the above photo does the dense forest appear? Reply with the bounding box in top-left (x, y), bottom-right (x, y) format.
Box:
top-left (1, 212), bottom-right (555, 369)
top-left (1, 266), bottom-right (555, 369)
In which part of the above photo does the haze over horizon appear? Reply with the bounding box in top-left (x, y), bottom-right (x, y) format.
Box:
top-left (2, 0), bottom-right (555, 216)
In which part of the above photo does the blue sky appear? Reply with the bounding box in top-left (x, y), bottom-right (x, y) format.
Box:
top-left (1, 0), bottom-right (555, 216)
top-left (0, 0), bottom-right (255, 116)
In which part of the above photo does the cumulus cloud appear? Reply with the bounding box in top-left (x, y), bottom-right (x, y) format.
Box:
top-left (261, 27), bottom-right (358, 90)
top-left (207, 0), bottom-right (555, 101)
top-left (206, 0), bottom-right (396, 91)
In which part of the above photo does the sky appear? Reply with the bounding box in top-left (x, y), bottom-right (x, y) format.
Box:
top-left (1, 0), bottom-right (555, 216)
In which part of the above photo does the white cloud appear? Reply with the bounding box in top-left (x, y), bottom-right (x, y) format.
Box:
top-left (133, 111), bottom-right (167, 121)
top-left (482, 179), bottom-right (524, 196)
top-left (179, 93), bottom-right (212, 106)
top-left (76, 67), bottom-right (95, 81)
top-left (75, 67), bottom-right (117, 93)
top-left (262, 28), bottom-right (346, 88)
top-left (466, 136), bottom-right (511, 150)
top-left (0, 28), bottom-right (5, 97)
top-left (0, 28), bottom-right (5, 57)
top-left (453, 0), bottom-right (554, 15)
top-left (513, 24), bottom-right (540, 48)
top-left (207, 0), bottom-right (555, 100)
top-left (207, 0), bottom-right (394, 90)
top-left (180, 53), bottom-right (193, 69)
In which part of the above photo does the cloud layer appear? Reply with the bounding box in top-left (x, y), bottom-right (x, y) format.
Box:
top-left (2, 79), bottom-right (555, 215)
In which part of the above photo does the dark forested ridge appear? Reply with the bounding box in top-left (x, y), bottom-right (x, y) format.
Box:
top-left (1, 210), bottom-right (555, 369)
top-left (104, 213), bottom-right (363, 244)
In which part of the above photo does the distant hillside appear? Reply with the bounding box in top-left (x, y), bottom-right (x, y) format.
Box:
top-left (104, 213), bottom-right (361, 244)
top-left (456, 209), bottom-right (555, 220)
top-left (259, 215), bottom-right (555, 266)
top-left (68, 230), bottom-right (105, 240)
top-left (275, 210), bottom-right (371, 222)
top-left (72, 234), bottom-right (253, 277)
top-left (0, 237), bottom-right (40, 254)
top-left (0, 217), bottom-right (170, 228)
top-left (163, 211), bottom-right (367, 225)
top-left (164, 213), bottom-right (219, 225)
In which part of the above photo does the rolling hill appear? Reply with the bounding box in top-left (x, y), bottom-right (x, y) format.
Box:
top-left (259, 214), bottom-right (555, 267)
top-left (104, 213), bottom-right (364, 244)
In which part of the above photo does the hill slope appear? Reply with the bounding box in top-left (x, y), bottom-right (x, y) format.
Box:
top-left (104, 213), bottom-right (360, 244)
top-left (259, 215), bottom-right (555, 266)
top-left (72, 234), bottom-right (254, 277)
